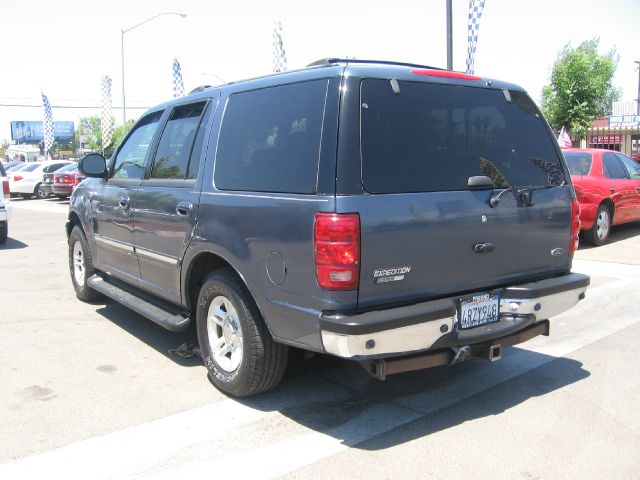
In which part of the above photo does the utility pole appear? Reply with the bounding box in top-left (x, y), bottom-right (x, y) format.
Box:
top-left (446, 0), bottom-right (453, 70)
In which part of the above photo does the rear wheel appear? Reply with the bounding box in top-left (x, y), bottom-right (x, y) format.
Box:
top-left (584, 204), bottom-right (611, 246)
top-left (0, 221), bottom-right (7, 244)
top-left (196, 269), bottom-right (288, 397)
top-left (35, 183), bottom-right (47, 199)
top-left (68, 226), bottom-right (102, 301)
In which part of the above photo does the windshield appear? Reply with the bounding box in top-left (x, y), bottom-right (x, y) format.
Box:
top-left (360, 80), bottom-right (566, 193)
top-left (563, 151), bottom-right (593, 176)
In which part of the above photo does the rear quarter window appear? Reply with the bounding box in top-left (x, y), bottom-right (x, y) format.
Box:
top-left (360, 79), bottom-right (565, 193)
top-left (214, 80), bottom-right (328, 194)
top-left (563, 152), bottom-right (592, 176)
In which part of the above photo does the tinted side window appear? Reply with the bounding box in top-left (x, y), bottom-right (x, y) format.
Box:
top-left (113, 111), bottom-right (163, 180)
top-left (563, 152), bottom-right (592, 175)
top-left (151, 102), bottom-right (206, 179)
top-left (615, 153), bottom-right (640, 180)
top-left (603, 153), bottom-right (628, 179)
top-left (360, 80), bottom-right (565, 193)
top-left (215, 80), bottom-right (328, 194)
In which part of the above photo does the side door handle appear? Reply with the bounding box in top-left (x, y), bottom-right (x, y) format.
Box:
top-left (119, 195), bottom-right (130, 210)
top-left (176, 201), bottom-right (193, 217)
top-left (609, 187), bottom-right (616, 194)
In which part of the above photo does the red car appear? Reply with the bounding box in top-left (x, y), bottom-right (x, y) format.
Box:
top-left (52, 164), bottom-right (85, 199)
top-left (564, 148), bottom-right (640, 245)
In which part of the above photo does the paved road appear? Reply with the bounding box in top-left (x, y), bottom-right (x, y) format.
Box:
top-left (1, 198), bottom-right (639, 479)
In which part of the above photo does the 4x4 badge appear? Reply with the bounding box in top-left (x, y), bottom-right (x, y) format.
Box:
top-left (551, 248), bottom-right (564, 257)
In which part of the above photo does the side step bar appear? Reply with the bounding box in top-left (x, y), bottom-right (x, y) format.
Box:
top-left (361, 320), bottom-right (550, 380)
top-left (87, 274), bottom-right (190, 332)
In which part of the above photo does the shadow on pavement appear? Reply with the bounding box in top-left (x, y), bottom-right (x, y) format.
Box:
top-left (238, 347), bottom-right (589, 451)
top-left (0, 237), bottom-right (28, 250)
top-left (578, 220), bottom-right (640, 249)
top-left (94, 301), bottom-right (200, 368)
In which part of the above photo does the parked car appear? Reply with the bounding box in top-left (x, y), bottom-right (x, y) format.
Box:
top-left (0, 162), bottom-right (10, 244)
top-left (9, 160), bottom-right (72, 199)
top-left (564, 148), bottom-right (640, 245)
top-left (68, 59), bottom-right (589, 397)
top-left (51, 164), bottom-right (83, 199)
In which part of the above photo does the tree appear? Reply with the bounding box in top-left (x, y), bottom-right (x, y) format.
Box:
top-left (76, 116), bottom-right (135, 157)
top-left (541, 39), bottom-right (621, 138)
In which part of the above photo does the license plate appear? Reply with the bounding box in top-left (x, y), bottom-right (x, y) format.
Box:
top-left (458, 293), bottom-right (500, 330)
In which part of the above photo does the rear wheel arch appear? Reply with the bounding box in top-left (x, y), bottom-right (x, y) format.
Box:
top-left (601, 198), bottom-right (615, 224)
top-left (185, 252), bottom-right (257, 314)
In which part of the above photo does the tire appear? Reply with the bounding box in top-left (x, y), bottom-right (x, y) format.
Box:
top-left (196, 269), bottom-right (288, 397)
top-left (0, 222), bottom-right (7, 244)
top-left (35, 183), bottom-right (46, 199)
top-left (68, 225), bottom-right (102, 301)
top-left (584, 204), bottom-right (611, 246)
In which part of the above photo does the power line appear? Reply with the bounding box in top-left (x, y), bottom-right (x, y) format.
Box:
top-left (0, 103), bottom-right (150, 109)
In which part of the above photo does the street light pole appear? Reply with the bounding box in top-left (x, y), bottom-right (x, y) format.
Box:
top-left (120, 11), bottom-right (187, 125)
top-left (635, 60), bottom-right (640, 116)
top-left (446, 0), bottom-right (453, 70)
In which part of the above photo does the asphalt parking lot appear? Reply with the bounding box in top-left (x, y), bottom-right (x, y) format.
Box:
top-left (1, 198), bottom-right (640, 479)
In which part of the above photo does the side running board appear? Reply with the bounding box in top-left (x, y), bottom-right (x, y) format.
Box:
top-left (87, 274), bottom-right (190, 332)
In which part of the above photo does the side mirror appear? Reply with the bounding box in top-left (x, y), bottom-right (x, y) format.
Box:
top-left (78, 153), bottom-right (107, 178)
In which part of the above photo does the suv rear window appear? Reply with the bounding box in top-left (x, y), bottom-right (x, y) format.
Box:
top-left (215, 80), bottom-right (328, 194)
top-left (563, 151), bottom-right (592, 176)
top-left (360, 79), bottom-right (565, 193)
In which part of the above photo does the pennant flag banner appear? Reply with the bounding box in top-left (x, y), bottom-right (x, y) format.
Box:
top-left (273, 21), bottom-right (287, 73)
top-left (466, 0), bottom-right (486, 75)
top-left (557, 126), bottom-right (572, 149)
top-left (41, 92), bottom-right (55, 154)
top-left (173, 58), bottom-right (185, 97)
top-left (101, 75), bottom-right (114, 151)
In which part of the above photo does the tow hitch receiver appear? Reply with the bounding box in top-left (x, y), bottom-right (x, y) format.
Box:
top-left (360, 320), bottom-right (549, 380)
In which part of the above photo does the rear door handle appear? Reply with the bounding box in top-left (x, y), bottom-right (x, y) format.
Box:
top-left (176, 202), bottom-right (193, 217)
top-left (609, 187), bottom-right (616, 193)
top-left (119, 196), bottom-right (130, 209)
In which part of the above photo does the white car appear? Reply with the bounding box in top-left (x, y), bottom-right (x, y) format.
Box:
top-left (0, 162), bottom-right (10, 244)
top-left (8, 160), bottom-right (72, 199)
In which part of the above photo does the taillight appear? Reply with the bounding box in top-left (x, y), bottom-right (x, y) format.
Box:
top-left (2, 180), bottom-right (9, 198)
top-left (314, 213), bottom-right (360, 290)
top-left (569, 199), bottom-right (580, 256)
top-left (73, 175), bottom-right (83, 185)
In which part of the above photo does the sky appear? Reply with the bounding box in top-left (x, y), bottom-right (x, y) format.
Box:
top-left (1, 0), bottom-right (639, 144)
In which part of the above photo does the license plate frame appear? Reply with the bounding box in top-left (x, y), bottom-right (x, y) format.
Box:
top-left (458, 293), bottom-right (500, 330)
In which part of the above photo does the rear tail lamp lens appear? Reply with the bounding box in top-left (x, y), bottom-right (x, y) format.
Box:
top-left (569, 199), bottom-right (581, 256)
top-left (2, 180), bottom-right (9, 197)
top-left (314, 213), bottom-right (360, 290)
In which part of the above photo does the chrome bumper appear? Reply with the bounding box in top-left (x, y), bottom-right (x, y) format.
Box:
top-left (320, 273), bottom-right (589, 359)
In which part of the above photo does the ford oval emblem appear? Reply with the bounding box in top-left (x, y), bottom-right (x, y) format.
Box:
top-left (551, 248), bottom-right (564, 257)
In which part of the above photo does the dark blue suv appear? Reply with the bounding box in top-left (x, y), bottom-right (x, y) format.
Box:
top-left (67, 59), bottom-right (589, 396)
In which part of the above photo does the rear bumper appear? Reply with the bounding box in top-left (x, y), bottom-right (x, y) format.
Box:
top-left (52, 184), bottom-right (72, 195)
top-left (320, 272), bottom-right (589, 359)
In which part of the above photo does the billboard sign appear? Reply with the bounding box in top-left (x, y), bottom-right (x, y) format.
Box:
top-left (10, 121), bottom-right (75, 143)
top-left (609, 115), bottom-right (640, 128)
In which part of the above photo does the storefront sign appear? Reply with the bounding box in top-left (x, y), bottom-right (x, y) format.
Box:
top-left (609, 115), bottom-right (640, 127)
top-left (589, 134), bottom-right (622, 144)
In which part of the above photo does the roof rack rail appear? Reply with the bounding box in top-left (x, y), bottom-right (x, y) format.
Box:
top-left (188, 85), bottom-right (212, 94)
top-left (307, 58), bottom-right (444, 70)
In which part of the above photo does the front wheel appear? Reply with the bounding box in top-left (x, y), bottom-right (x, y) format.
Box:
top-left (68, 226), bottom-right (102, 301)
top-left (196, 270), bottom-right (288, 397)
top-left (584, 204), bottom-right (611, 246)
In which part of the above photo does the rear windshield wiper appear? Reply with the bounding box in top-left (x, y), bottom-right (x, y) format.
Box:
top-left (490, 185), bottom-right (555, 208)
